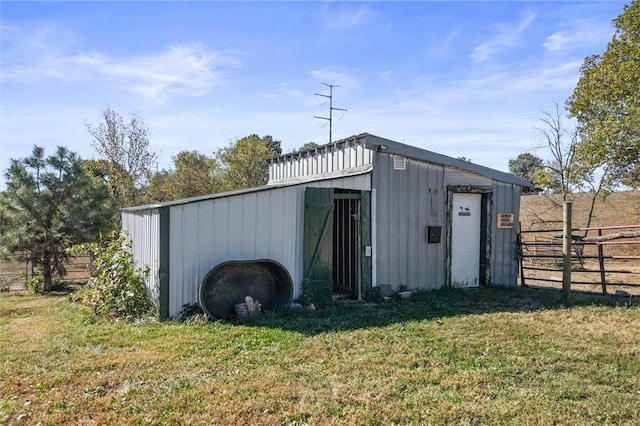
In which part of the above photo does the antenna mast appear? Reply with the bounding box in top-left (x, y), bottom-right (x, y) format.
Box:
top-left (314, 83), bottom-right (347, 144)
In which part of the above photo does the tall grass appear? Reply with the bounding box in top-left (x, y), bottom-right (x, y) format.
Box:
top-left (1, 287), bottom-right (639, 425)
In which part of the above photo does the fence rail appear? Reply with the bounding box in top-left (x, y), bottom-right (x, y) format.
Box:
top-left (518, 224), bottom-right (640, 295)
top-left (0, 254), bottom-right (93, 292)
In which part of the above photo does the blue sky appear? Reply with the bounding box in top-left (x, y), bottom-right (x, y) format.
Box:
top-left (0, 1), bottom-right (627, 189)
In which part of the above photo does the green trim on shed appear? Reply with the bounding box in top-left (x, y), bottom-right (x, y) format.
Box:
top-left (159, 206), bottom-right (170, 320)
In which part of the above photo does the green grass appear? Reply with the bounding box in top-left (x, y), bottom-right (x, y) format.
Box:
top-left (1, 288), bottom-right (639, 425)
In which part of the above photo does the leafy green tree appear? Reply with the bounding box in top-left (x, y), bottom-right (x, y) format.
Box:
top-left (567, 0), bottom-right (640, 188)
top-left (217, 134), bottom-right (282, 190)
top-left (508, 153), bottom-right (544, 182)
top-left (295, 142), bottom-right (320, 153)
top-left (0, 146), bottom-right (115, 291)
top-left (146, 151), bottom-right (222, 203)
top-left (86, 107), bottom-right (157, 206)
top-left (84, 159), bottom-right (135, 208)
top-left (508, 153), bottom-right (552, 193)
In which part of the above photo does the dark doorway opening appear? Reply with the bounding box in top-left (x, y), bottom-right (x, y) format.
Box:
top-left (333, 189), bottom-right (361, 299)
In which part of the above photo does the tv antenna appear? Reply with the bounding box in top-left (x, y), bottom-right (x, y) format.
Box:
top-left (314, 83), bottom-right (347, 144)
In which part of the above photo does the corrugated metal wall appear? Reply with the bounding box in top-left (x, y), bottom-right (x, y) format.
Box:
top-left (444, 166), bottom-right (492, 186)
top-left (372, 154), bottom-right (447, 290)
top-left (166, 174), bottom-right (371, 317)
top-left (269, 138), bottom-right (373, 182)
top-left (489, 181), bottom-right (521, 286)
top-left (122, 209), bottom-right (161, 309)
top-left (373, 154), bottom-right (521, 290)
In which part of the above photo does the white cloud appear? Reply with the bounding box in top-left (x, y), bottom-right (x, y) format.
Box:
top-left (309, 67), bottom-right (359, 92)
top-left (69, 44), bottom-right (239, 104)
top-left (2, 23), bottom-right (240, 104)
top-left (378, 70), bottom-right (393, 83)
top-left (470, 9), bottom-right (537, 63)
top-left (543, 20), bottom-right (614, 52)
top-left (324, 4), bottom-right (376, 30)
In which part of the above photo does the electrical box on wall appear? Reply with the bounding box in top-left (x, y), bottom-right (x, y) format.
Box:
top-left (427, 226), bottom-right (441, 243)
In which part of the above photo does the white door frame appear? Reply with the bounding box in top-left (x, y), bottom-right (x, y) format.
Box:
top-left (447, 187), bottom-right (492, 288)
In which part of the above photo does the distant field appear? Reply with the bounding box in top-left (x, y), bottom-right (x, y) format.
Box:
top-left (519, 191), bottom-right (640, 294)
top-left (520, 191), bottom-right (640, 232)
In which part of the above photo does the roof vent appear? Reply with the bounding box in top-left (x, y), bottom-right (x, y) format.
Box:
top-left (393, 155), bottom-right (406, 170)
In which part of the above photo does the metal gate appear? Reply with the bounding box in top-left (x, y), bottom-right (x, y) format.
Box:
top-left (333, 192), bottom-right (361, 298)
top-left (303, 188), bottom-right (371, 302)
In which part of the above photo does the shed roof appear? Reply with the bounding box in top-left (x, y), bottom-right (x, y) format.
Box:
top-left (121, 164), bottom-right (372, 212)
top-left (276, 133), bottom-right (531, 188)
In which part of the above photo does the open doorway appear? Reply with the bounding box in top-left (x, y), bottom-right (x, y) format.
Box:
top-left (333, 190), bottom-right (361, 298)
top-left (303, 188), bottom-right (370, 302)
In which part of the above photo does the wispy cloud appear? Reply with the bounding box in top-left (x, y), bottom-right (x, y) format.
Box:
top-left (310, 67), bottom-right (359, 92)
top-left (2, 24), bottom-right (240, 104)
top-left (470, 9), bottom-right (536, 63)
top-left (70, 44), bottom-right (239, 103)
top-left (323, 4), bottom-right (377, 30)
top-left (543, 20), bottom-right (614, 52)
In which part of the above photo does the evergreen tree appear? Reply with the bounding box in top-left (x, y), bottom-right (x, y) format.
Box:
top-left (0, 146), bottom-right (115, 291)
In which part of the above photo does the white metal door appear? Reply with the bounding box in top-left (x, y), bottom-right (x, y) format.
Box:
top-left (451, 193), bottom-right (482, 288)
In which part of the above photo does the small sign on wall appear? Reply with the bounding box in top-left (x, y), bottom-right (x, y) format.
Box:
top-left (497, 213), bottom-right (515, 229)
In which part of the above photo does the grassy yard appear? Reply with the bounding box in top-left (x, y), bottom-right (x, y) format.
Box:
top-left (1, 288), bottom-right (639, 425)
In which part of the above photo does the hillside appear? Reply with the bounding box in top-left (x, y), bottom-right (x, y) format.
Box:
top-left (519, 191), bottom-right (640, 231)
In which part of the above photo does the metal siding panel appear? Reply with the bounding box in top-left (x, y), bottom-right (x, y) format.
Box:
top-left (373, 154), bottom-right (446, 291)
top-left (416, 162), bottom-right (430, 286)
top-left (226, 196), bottom-right (244, 256)
top-left (241, 194), bottom-right (258, 259)
top-left (254, 192), bottom-right (271, 256)
top-left (198, 201), bottom-right (215, 274)
top-left (168, 206), bottom-right (183, 317)
top-left (374, 155), bottom-right (390, 286)
top-left (212, 199), bottom-right (229, 259)
top-left (181, 204), bottom-right (201, 313)
top-left (444, 167), bottom-right (492, 186)
top-left (490, 182), bottom-right (519, 286)
top-left (122, 209), bottom-right (162, 310)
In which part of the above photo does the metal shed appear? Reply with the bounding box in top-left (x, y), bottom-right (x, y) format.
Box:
top-left (122, 133), bottom-right (530, 319)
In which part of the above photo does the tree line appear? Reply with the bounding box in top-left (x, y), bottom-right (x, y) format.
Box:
top-left (0, 107), bottom-right (303, 291)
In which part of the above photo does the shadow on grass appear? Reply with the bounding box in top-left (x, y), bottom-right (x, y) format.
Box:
top-left (246, 286), bottom-right (639, 336)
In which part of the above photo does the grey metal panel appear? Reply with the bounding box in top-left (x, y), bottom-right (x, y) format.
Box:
top-left (311, 173), bottom-right (371, 191)
top-left (373, 153), bottom-right (446, 291)
top-left (444, 166), bottom-right (492, 187)
top-left (163, 174), bottom-right (371, 318)
top-left (122, 209), bottom-right (161, 310)
top-left (363, 134), bottom-right (531, 187)
top-left (489, 181), bottom-right (521, 286)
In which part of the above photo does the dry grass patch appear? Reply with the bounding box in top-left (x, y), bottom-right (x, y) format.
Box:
top-left (1, 288), bottom-right (639, 425)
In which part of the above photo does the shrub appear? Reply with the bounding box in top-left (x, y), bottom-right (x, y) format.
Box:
top-left (72, 232), bottom-right (155, 320)
top-left (25, 273), bottom-right (44, 294)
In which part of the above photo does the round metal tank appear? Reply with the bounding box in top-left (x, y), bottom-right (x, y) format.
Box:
top-left (199, 260), bottom-right (293, 319)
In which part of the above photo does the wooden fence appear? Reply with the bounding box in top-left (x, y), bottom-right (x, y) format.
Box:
top-left (0, 254), bottom-right (93, 292)
top-left (518, 224), bottom-right (640, 295)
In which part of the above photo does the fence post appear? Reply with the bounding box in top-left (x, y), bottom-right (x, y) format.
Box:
top-left (563, 202), bottom-right (572, 304)
top-left (518, 222), bottom-right (527, 287)
top-left (597, 228), bottom-right (607, 295)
